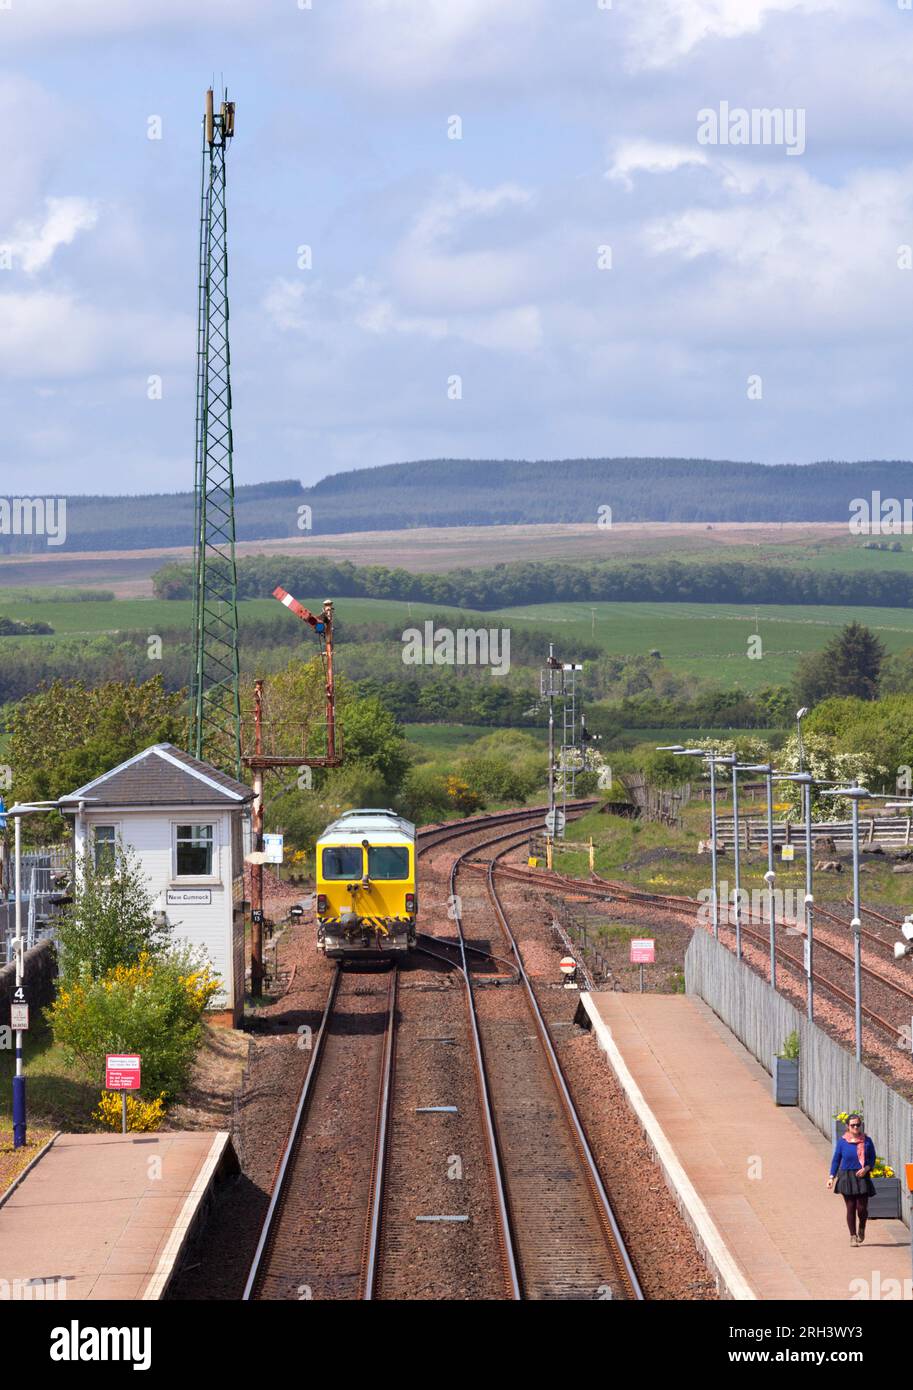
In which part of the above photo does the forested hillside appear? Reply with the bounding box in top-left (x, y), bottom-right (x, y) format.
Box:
top-left (6, 458), bottom-right (913, 553)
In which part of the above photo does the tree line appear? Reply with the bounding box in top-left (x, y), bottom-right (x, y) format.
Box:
top-left (154, 553), bottom-right (913, 610)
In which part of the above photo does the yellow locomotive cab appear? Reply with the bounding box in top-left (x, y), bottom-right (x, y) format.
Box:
top-left (315, 809), bottom-right (417, 958)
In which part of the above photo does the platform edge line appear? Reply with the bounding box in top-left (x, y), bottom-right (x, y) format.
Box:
top-left (579, 992), bottom-right (757, 1302)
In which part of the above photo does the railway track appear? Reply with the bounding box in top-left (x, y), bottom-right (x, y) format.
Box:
top-left (484, 848), bottom-right (913, 1048)
top-left (438, 817), bottom-right (643, 1300)
top-left (246, 801), bottom-right (642, 1301)
top-left (243, 965), bottom-right (397, 1301)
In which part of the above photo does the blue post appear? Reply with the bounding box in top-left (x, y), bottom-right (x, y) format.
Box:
top-left (12, 1072), bottom-right (26, 1149)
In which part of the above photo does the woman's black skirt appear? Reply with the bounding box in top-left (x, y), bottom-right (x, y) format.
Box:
top-left (835, 1170), bottom-right (876, 1198)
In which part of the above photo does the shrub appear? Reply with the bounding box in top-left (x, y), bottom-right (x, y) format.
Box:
top-left (94, 1090), bottom-right (167, 1132)
top-left (396, 766), bottom-right (455, 822)
top-left (56, 842), bottom-right (168, 980)
top-left (445, 775), bottom-right (483, 815)
top-left (458, 751), bottom-right (536, 804)
top-left (47, 947), bottom-right (220, 1102)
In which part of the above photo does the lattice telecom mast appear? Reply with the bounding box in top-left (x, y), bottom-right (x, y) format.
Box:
top-left (190, 87), bottom-right (241, 778)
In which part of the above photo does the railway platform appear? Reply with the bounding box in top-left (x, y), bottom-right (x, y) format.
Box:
top-left (0, 1130), bottom-right (237, 1299)
top-left (581, 992), bottom-right (911, 1300)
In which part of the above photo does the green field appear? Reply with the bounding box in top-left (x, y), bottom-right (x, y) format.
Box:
top-left (5, 593), bottom-right (913, 691)
top-left (497, 601), bottom-right (913, 688)
top-left (405, 722), bottom-right (546, 749)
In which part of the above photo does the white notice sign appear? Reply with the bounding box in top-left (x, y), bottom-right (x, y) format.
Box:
top-left (166, 889), bottom-right (212, 905)
top-left (263, 834), bottom-right (284, 865)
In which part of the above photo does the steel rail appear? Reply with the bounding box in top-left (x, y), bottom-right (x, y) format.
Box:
top-left (242, 963), bottom-right (342, 1300)
top-left (445, 843), bottom-right (522, 1300)
top-left (484, 842), bottom-right (645, 1301)
top-left (717, 917), bottom-right (905, 1043)
top-left (362, 967), bottom-right (398, 1300)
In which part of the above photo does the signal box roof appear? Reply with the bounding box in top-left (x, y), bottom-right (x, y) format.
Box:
top-left (58, 744), bottom-right (254, 809)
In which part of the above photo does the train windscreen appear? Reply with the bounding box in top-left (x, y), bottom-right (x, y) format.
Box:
top-left (321, 845), bottom-right (363, 879)
top-left (367, 845), bottom-right (410, 880)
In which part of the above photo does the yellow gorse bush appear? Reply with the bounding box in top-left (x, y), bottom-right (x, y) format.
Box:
top-left (94, 1090), bottom-right (167, 1132)
top-left (46, 942), bottom-right (222, 1111)
top-left (179, 962), bottom-right (220, 1009)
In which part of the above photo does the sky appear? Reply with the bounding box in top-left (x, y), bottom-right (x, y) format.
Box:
top-left (3, 0), bottom-right (913, 496)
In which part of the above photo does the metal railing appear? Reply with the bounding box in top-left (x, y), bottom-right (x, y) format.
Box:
top-left (686, 927), bottom-right (913, 1227)
top-left (1, 849), bottom-right (69, 962)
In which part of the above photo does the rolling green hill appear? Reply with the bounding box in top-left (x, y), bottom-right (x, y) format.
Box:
top-left (6, 457), bottom-right (913, 552)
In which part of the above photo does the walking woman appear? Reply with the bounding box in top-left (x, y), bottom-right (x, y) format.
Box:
top-left (827, 1113), bottom-right (876, 1244)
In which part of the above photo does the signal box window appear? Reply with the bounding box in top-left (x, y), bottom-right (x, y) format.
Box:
top-left (367, 846), bottom-right (409, 880)
top-left (93, 825), bottom-right (117, 872)
top-left (322, 845), bottom-right (363, 880)
top-left (175, 824), bottom-right (215, 877)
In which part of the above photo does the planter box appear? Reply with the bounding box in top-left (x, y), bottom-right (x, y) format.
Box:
top-left (868, 1177), bottom-right (901, 1221)
top-left (773, 1057), bottom-right (799, 1106)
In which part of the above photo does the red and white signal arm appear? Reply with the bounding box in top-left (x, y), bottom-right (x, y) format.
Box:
top-left (559, 956), bottom-right (577, 975)
top-left (630, 939), bottom-right (655, 964)
top-left (106, 1054), bottom-right (141, 1091)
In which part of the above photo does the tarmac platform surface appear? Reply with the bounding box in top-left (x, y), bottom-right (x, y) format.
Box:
top-left (582, 992), bottom-right (912, 1300)
top-left (0, 1130), bottom-right (233, 1299)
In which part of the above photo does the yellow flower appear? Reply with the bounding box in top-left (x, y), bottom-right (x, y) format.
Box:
top-left (94, 1090), bottom-right (167, 1133)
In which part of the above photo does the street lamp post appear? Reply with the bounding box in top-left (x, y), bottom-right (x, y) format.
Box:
top-left (12, 812), bottom-right (24, 1148)
top-left (796, 707), bottom-right (809, 773)
top-left (742, 763), bottom-right (778, 989)
top-left (780, 772), bottom-right (815, 1021)
top-left (657, 745), bottom-right (718, 936)
top-left (707, 756), bottom-right (720, 940)
top-left (7, 800), bottom-right (59, 1148)
top-left (822, 784), bottom-right (870, 1063)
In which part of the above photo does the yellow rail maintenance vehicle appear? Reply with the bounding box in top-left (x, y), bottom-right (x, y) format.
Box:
top-left (315, 809), bottom-right (417, 958)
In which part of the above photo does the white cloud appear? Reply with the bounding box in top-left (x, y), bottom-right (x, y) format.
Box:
top-left (607, 141), bottom-right (709, 189)
top-left (328, 0), bottom-right (546, 86)
top-left (261, 270), bottom-right (542, 356)
top-left (643, 162), bottom-right (913, 340)
top-left (5, 196), bottom-right (98, 273)
top-left (0, 76), bottom-right (71, 226)
top-left (391, 181), bottom-right (536, 313)
top-left (0, 289), bottom-right (189, 378)
top-left (626, 0), bottom-right (850, 70)
top-left (1, 0), bottom-right (261, 42)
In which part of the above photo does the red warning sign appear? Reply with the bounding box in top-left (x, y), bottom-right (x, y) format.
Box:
top-left (559, 956), bottom-right (577, 975)
top-left (630, 939), bottom-right (655, 964)
top-left (106, 1054), bottom-right (141, 1091)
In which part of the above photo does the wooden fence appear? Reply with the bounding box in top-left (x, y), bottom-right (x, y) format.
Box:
top-left (618, 773), bottom-right (692, 825)
top-left (714, 815), bottom-right (913, 852)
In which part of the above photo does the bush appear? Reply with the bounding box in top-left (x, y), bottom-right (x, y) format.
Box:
top-left (56, 843), bottom-right (168, 980)
top-left (396, 767), bottom-right (483, 821)
top-left (458, 751), bottom-right (537, 804)
top-left (94, 1090), bottom-right (167, 1132)
top-left (46, 948), bottom-right (220, 1102)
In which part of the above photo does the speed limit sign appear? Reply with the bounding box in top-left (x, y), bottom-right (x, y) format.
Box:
top-left (544, 809), bottom-right (566, 836)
